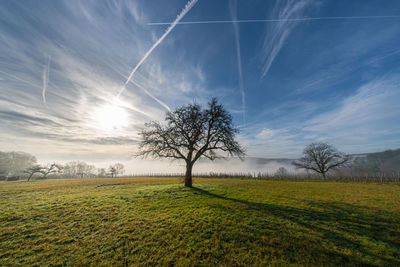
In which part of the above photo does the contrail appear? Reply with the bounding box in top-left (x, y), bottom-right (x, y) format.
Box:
top-left (113, 65), bottom-right (171, 112)
top-left (129, 78), bottom-right (171, 111)
top-left (148, 15), bottom-right (400, 25)
top-left (230, 0), bottom-right (245, 122)
top-left (117, 0), bottom-right (198, 98)
top-left (42, 56), bottom-right (51, 105)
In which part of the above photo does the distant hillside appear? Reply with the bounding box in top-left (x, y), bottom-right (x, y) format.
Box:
top-left (196, 157), bottom-right (296, 174)
top-left (240, 157), bottom-right (294, 165)
top-left (202, 149), bottom-right (400, 174)
top-left (242, 150), bottom-right (400, 173)
top-left (350, 148), bottom-right (400, 173)
top-left (197, 157), bottom-right (294, 165)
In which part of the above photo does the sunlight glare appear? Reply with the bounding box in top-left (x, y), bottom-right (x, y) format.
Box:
top-left (91, 100), bottom-right (129, 131)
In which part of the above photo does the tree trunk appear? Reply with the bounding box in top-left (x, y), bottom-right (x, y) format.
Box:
top-left (185, 162), bottom-right (193, 187)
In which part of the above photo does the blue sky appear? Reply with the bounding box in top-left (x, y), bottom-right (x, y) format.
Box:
top-left (1, 0), bottom-right (400, 164)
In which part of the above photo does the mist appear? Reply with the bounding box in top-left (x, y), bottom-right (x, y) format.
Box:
top-left (92, 157), bottom-right (298, 176)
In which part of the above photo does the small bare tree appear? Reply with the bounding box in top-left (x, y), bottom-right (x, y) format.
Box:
top-left (108, 163), bottom-right (124, 178)
top-left (77, 162), bottom-right (96, 178)
top-left (137, 98), bottom-right (245, 187)
top-left (274, 167), bottom-right (289, 178)
top-left (293, 142), bottom-right (349, 178)
top-left (40, 163), bottom-right (62, 178)
top-left (97, 168), bottom-right (107, 177)
top-left (24, 164), bottom-right (43, 181)
top-left (108, 166), bottom-right (116, 178)
top-left (63, 161), bottom-right (96, 178)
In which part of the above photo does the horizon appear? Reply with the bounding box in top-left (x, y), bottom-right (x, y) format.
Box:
top-left (1, 0), bottom-right (400, 167)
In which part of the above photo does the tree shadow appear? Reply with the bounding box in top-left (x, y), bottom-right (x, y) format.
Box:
top-left (191, 187), bottom-right (400, 265)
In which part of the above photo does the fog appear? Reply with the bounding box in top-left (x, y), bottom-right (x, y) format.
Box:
top-left (1, 149), bottom-right (300, 178)
top-left (94, 157), bottom-right (299, 176)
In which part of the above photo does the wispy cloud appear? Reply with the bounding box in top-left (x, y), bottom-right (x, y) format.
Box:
top-left (117, 0), bottom-right (198, 98)
top-left (291, 25), bottom-right (400, 96)
top-left (0, 70), bottom-right (41, 91)
top-left (229, 0), bottom-right (245, 122)
top-left (303, 75), bottom-right (400, 152)
top-left (239, 71), bottom-right (400, 157)
top-left (240, 126), bottom-right (304, 158)
top-left (148, 15), bottom-right (400, 25)
top-left (261, 0), bottom-right (313, 77)
top-left (0, 0), bottom-right (206, 161)
top-left (1, 0), bottom-right (400, 164)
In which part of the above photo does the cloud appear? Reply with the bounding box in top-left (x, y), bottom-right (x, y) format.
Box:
top-left (255, 128), bottom-right (284, 140)
top-left (229, 0), bottom-right (246, 121)
top-left (0, 0), bottom-right (209, 162)
top-left (2, 0), bottom-right (400, 166)
top-left (291, 24), bottom-right (400, 96)
top-left (117, 0), bottom-right (198, 98)
top-left (0, 110), bottom-right (61, 127)
top-left (239, 126), bottom-right (305, 158)
top-left (62, 137), bottom-right (139, 145)
top-left (260, 0), bottom-right (314, 77)
top-left (303, 75), bottom-right (400, 151)
top-left (242, 74), bottom-right (400, 157)
top-left (148, 15), bottom-right (400, 26)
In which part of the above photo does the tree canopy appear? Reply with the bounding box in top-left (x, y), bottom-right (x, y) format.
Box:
top-left (293, 142), bottom-right (349, 178)
top-left (108, 163), bottom-right (125, 178)
top-left (137, 98), bottom-right (245, 187)
top-left (0, 151), bottom-right (37, 178)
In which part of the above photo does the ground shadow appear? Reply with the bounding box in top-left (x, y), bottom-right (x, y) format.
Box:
top-left (191, 186), bottom-right (400, 265)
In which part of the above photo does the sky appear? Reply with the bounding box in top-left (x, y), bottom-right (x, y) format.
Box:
top-left (1, 0), bottom-right (400, 171)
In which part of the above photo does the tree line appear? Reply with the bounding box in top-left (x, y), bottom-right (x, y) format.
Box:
top-left (0, 152), bottom-right (125, 181)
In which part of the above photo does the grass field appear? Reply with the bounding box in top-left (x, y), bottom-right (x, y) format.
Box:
top-left (1, 178), bottom-right (399, 266)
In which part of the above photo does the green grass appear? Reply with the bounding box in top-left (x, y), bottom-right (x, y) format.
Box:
top-left (1, 178), bottom-right (399, 266)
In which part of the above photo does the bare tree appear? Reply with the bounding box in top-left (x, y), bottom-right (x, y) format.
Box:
top-left (76, 162), bottom-right (96, 178)
top-left (293, 142), bottom-right (349, 178)
top-left (63, 161), bottom-right (96, 178)
top-left (40, 163), bottom-right (63, 178)
top-left (108, 166), bottom-right (117, 178)
top-left (62, 161), bottom-right (77, 177)
top-left (274, 167), bottom-right (289, 178)
top-left (97, 168), bottom-right (107, 177)
top-left (137, 98), bottom-right (245, 187)
top-left (108, 163), bottom-right (125, 178)
top-left (24, 164), bottom-right (43, 181)
top-left (0, 151), bottom-right (37, 178)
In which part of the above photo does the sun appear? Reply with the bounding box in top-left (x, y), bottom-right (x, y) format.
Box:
top-left (91, 101), bottom-right (129, 131)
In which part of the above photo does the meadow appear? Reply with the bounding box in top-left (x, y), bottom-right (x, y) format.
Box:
top-left (0, 178), bottom-right (399, 266)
